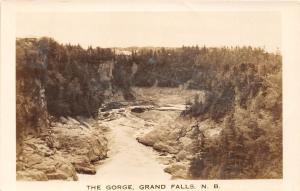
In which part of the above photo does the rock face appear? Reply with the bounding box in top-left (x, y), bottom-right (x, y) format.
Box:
top-left (137, 118), bottom-right (220, 179)
top-left (16, 137), bottom-right (78, 181)
top-left (16, 37), bottom-right (119, 181)
top-left (16, 117), bottom-right (108, 181)
top-left (16, 38), bottom-right (49, 160)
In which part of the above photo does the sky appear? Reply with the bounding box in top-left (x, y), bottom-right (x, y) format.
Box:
top-left (16, 11), bottom-right (281, 52)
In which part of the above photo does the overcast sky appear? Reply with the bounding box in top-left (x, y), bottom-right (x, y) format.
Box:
top-left (16, 11), bottom-right (281, 52)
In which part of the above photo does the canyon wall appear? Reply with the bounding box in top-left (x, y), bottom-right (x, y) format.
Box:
top-left (16, 37), bottom-right (133, 180)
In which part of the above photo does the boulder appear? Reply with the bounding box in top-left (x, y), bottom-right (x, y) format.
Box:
top-left (131, 107), bottom-right (146, 113)
top-left (137, 130), bottom-right (161, 146)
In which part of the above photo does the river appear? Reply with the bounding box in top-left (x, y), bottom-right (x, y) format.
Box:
top-left (78, 87), bottom-right (203, 182)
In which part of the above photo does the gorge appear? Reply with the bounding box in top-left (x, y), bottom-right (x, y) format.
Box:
top-left (16, 37), bottom-right (282, 181)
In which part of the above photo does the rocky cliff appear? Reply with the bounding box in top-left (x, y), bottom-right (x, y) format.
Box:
top-left (16, 38), bottom-right (130, 180)
top-left (136, 49), bottom-right (282, 179)
top-left (16, 39), bottom-right (282, 180)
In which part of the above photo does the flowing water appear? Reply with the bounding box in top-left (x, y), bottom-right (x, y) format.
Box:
top-left (78, 87), bottom-right (203, 182)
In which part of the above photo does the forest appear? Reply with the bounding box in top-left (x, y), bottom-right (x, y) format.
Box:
top-left (16, 37), bottom-right (282, 180)
top-left (131, 45), bottom-right (282, 178)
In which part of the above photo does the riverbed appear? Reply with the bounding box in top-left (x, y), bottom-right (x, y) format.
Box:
top-left (78, 87), bottom-right (203, 182)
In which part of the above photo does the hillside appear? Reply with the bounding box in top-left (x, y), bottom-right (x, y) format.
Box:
top-left (134, 46), bottom-right (282, 179)
top-left (16, 37), bottom-right (282, 180)
top-left (16, 37), bottom-right (133, 180)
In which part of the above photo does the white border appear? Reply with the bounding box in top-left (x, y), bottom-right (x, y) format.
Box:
top-left (1, 1), bottom-right (300, 191)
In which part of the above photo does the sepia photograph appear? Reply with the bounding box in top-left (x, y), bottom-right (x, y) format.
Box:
top-left (3, 0), bottom-right (300, 190)
top-left (15, 10), bottom-right (283, 182)
top-left (4, 1), bottom-right (300, 191)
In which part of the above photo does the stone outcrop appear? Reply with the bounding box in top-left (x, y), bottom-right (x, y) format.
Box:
top-left (137, 119), bottom-right (220, 179)
top-left (16, 37), bottom-right (121, 181)
top-left (16, 117), bottom-right (108, 181)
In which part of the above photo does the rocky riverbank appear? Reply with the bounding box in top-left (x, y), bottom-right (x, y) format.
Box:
top-left (16, 117), bottom-right (108, 181)
top-left (137, 116), bottom-right (221, 179)
top-left (76, 87), bottom-right (203, 181)
top-left (131, 88), bottom-right (216, 179)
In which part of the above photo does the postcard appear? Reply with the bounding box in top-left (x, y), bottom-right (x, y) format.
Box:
top-left (1, 1), bottom-right (300, 191)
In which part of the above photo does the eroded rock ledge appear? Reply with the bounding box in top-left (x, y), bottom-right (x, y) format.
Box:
top-left (17, 117), bottom-right (108, 181)
top-left (137, 118), bottom-right (221, 179)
